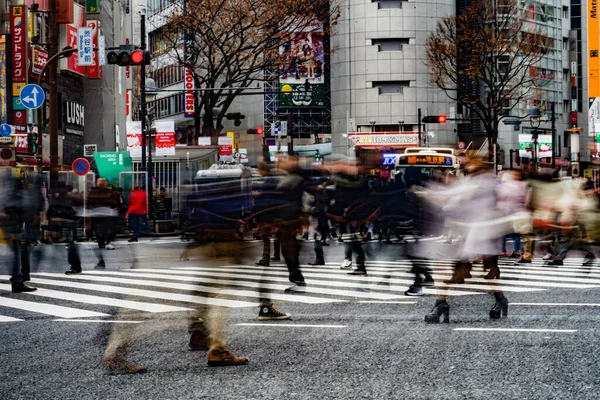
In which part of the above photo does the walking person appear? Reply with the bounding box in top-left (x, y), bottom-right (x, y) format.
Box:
top-left (126, 186), bottom-right (148, 243)
top-left (85, 178), bottom-right (119, 272)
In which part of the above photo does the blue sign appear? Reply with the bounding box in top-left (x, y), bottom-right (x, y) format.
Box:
top-left (72, 157), bottom-right (91, 176)
top-left (0, 124), bottom-right (12, 137)
top-left (19, 84), bottom-right (45, 110)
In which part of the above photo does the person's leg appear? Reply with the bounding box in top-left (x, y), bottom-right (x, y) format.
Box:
top-left (272, 230), bottom-right (281, 261)
top-left (280, 225), bottom-right (304, 283)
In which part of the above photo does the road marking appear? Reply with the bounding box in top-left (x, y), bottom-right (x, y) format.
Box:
top-left (0, 284), bottom-right (193, 313)
top-left (3, 275), bottom-right (255, 308)
top-left (0, 315), bottom-right (23, 322)
top-left (512, 303), bottom-right (600, 307)
top-left (30, 272), bottom-right (338, 305)
top-left (237, 323), bottom-right (346, 328)
top-left (453, 328), bottom-right (577, 333)
top-left (53, 319), bottom-right (142, 323)
top-left (357, 301), bottom-right (416, 304)
top-left (0, 295), bottom-right (109, 319)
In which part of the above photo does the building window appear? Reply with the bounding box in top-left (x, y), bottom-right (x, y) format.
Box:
top-left (372, 81), bottom-right (410, 94)
top-left (372, 38), bottom-right (410, 52)
top-left (372, 0), bottom-right (404, 9)
top-left (562, 6), bottom-right (569, 19)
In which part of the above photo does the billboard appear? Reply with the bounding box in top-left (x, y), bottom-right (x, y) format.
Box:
top-left (126, 121), bottom-right (142, 157)
top-left (278, 23), bottom-right (325, 108)
top-left (518, 134), bottom-right (552, 159)
top-left (59, 3), bottom-right (85, 75)
top-left (10, 6), bottom-right (27, 84)
top-left (154, 120), bottom-right (176, 156)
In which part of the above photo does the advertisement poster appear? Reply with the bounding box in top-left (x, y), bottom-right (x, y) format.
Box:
top-left (154, 120), bottom-right (176, 156)
top-left (518, 134), bottom-right (552, 159)
top-left (126, 120), bottom-right (142, 157)
top-left (278, 21), bottom-right (325, 108)
top-left (10, 6), bottom-right (27, 84)
top-left (31, 46), bottom-right (48, 76)
top-left (197, 137), bottom-right (211, 146)
top-left (0, 35), bottom-right (7, 124)
top-left (218, 136), bottom-right (233, 156)
top-left (59, 3), bottom-right (85, 76)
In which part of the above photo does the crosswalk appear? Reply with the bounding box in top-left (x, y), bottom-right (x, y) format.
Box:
top-left (1, 257), bottom-right (599, 323)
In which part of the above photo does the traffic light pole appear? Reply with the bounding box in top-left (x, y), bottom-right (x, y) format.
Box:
top-left (139, 13), bottom-right (153, 211)
top-left (417, 108), bottom-right (422, 146)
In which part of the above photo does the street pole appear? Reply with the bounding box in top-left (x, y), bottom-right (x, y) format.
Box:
top-left (139, 13), bottom-right (151, 209)
top-left (47, 0), bottom-right (59, 187)
top-left (287, 113), bottom-right (293, 155)
top-left (551, 102), bottom-right (556, 169)
top-left (418, 108), bottom-right (422, 146)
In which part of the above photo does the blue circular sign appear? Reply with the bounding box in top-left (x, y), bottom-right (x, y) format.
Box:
top-left (19, 84), bottom-right (45, 110)
top-left (0, 124), bottom-right (12, 137)
top-left (72, 158), bottom-right (91, 176)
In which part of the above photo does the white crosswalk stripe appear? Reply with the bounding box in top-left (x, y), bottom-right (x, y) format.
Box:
top-left (0, 256), bottom-right (599, 322)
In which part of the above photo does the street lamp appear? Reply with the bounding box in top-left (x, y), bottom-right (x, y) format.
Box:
top-left (398, 120), bottom-right (404, 132)
top-left (144, 76), bottom-right (158, 212)
top-left (530, 106), bottom-right (541, 171)
top-left (370, 120), bottom-right (376, 131)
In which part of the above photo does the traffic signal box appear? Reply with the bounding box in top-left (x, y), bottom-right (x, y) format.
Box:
top-left (247, 128), bottom-right (264, 135)
top-left (107, 45), bottom-right (151, 66)
top-left (422, 115), bottom-right (447, 123)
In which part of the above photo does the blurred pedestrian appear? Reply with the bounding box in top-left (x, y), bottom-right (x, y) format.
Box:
top-left (126, 186), bottom-right (148, 243)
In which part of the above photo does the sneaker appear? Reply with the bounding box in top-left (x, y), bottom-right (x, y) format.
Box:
top-left (542, 253), bottom-right (554, 261)
top-left (337, 237), bottom-right (344, 243)
top-left (94, 263), bottom-right (106, 270)
top-left (284, 282), bottom-right (306, 293)
top-left (308, 259), bottom-right (325, 266)
top-left (65, 269), bottom-right (82, 275)
top-left (548, 259), bottom-right (563, 266)
top-left (405, 285), bottom-right (423, 296)
top-left (258, 304), bottom-right (292, 320)
top-left (347, 268), bottom-right (367, 276)
top-left (105, 244), bottom-right (115, 250)
top-left (340, 259), bottom-right (353, 269)
top-left (510, 252), bottom-right (521, 259)
top-left (128, 238), bottom-right (138, 243)
top-left (255, 259), bottom-right (269, 267)
top-left (320, 241), bottom-right (330, 246)
top-left (207, 349), bottom-right (248, 367)
top-left (102, 356), bottom-right (146, 374)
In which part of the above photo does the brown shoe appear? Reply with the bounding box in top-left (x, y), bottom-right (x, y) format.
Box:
top-left (189, 330), bottom-right (209, 351)
top-left (207, 349), bottom-right (248, 367)
top-left (12, 284), bottom-right (37, 293)
top-left (102, 357), bottom-right (146, 374)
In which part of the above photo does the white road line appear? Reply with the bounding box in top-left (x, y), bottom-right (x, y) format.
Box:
top-left (453, 328), bottom-right (577, 333)
top-left (237, 323), bottom-right (346, 328)
top-left (0, 296), bottom-right (109, 319)
top-left (169, 267), bottom-right (479, 296)
top-left (512, 303), bottom-right (600, 307)
top-left (176, 266), bottom-right (543, 294)
top-left (53, 319), bottom-right (142, 323)
top-left (0, 276), bottom-right (255, 308)
top-left (0, 284), bottom-right (193, 314)
top-left (83, 270), bottom-right (395, 300)
top-left (30, 272), bottom-right (339, 305)
top-left (357, 301), bottom-right (417, 304)
top-left (0, 315), bottom-right (23, 322)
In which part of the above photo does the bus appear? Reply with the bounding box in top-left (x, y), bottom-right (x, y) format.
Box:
top-left (382, 147), bottom-right (461, 185)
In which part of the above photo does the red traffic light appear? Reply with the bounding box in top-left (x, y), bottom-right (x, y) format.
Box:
top-left (131, 50), bottom-right (144, 64)
top-left (256, 127), bottom-right (264, 135)
top-left (437, 115), bottom-right (447, 123)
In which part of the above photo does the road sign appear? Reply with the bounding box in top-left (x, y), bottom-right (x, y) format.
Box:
top-left (77, 27), bottom-right (94, 66)
top-left (457, 141), bottom-right (466, 150)
top-left (98, 35), bottom-right (106, 65)
top-left (19, 84), bottom-right (45, 109)
top-left (503, 118), bottom-right (521, 125)
top-left (83, 144), bottom-right (97, 157)
top-left (0, 124), bottom-right (13, 137)
top-left (72, 157), bottom-right (91, 176)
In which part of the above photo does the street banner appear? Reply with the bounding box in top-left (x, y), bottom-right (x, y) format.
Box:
top-left (31, 46), bottom-right (48, 76)
top-left (154, 120), bottom-right (176, 156)
top-left (184, 67), bottom-right (194, 118)
top-left (518, 134), bottom-right (552, 159)
top-left (126, 120), bottom-right (142, 157)
top-left (86, 20), bottom-right (102, 78)
top-left (59, 3), bottom-right (85, 75)
top-left (77, 27), bottom-right (93, 66)
top-left (197, 137), bottom-right (211, 146)
top-left (218, 136), bottom-right (233, 156)
top-left (0, 35), bottom-right (8, 125)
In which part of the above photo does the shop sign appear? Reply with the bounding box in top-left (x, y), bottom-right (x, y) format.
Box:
top-left (348, 132), bottom-right (419, 148)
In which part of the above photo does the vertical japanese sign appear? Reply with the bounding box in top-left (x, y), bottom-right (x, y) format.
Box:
top-left (86, 20), bottom-right (102, 79)
top-left (589, 0), bottom-right (599, 98)
top-left (59, 3), bottom-right (85, 75)
top-left (184, 30), bottom-right (195, 118)
top-left (0, 35), bottom-right (8, 125)
top-left (77, 27), bottom-right (93, 66)
top-left (154, 120), bottom-right (176, 156)
top-left (10, 6), bottom-right (27, 84)
top-left (98, 35), bottom-right (106, 66)
top-left (126, 121), bottom-right (142, 157)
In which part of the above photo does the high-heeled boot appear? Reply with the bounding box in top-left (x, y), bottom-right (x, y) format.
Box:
top-left (484, 267), bottom-right (500, 279)
top-left (445, 262), bottom-right (472, 284)
top-left (424, 299), bottom-right (450, 324)
top-left (489, 292), bottom-right (508, 319)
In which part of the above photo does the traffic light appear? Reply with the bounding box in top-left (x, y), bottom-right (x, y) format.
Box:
top-left (314, 149), bottom-right (321, 162)
top-left (256, 127), bottom-right (264, 135)
top-left (247, 127), bottom-right (264, 135)
top-left (225, 113), bottom-right (245, 126)
top-left (422, 115), bottom-right (447, 123)
top-left (27, 131), bottom-right (37, 154)
top-left (107, 45), bottom-right (151, 66)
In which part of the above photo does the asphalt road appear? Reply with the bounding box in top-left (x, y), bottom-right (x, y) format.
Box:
top-left (1, 236), bottom-right (600, 399)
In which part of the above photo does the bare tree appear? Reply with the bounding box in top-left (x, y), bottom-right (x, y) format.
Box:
top-left (425, 0), bottom-right (551, 151)
top-left (160, 0), bottom-right (338, 141)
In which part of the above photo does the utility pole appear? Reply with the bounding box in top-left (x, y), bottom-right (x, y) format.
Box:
top-left (417, 108), bottom-right (422, 146)
top-left (48, 0), bottom-right (59, 187)
top-left (551, 102), bottom-right (556, 169)
top-left (139, 13), bottom-right (152, 207)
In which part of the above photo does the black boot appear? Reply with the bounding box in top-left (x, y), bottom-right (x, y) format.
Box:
top-left (484, 267), bottom-right (500, 279)
top-left (425, 300), bottom-right (450, 324)
top-left (445, 262), bottom-right (472, 284)
top-left (489, 292), bottom-right (508, 319)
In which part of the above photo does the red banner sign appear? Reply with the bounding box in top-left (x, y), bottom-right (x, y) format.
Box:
top-left (15, 135), bottom-right (28, 154)
top-left (154, 120), bottom-right (176, 156)
top-left (10, 6), bottom-right (27, 83)
top-left (184, 68), bottom-right (194, 118)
